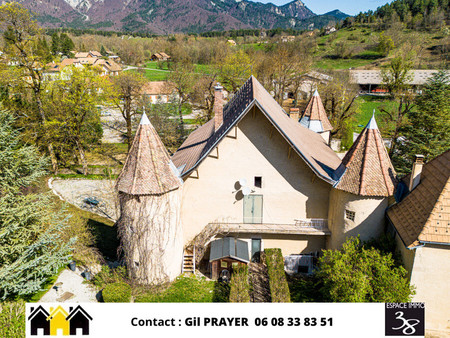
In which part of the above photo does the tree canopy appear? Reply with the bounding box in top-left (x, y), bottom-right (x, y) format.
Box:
top-left (0, 111), bottom-right (74, 299)
top-left (316, 237), bottom-right (414, 302)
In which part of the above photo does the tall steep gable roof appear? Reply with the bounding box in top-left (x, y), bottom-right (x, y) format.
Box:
top-left (300, 90), bottom-right (333, 132)
top-left (117, 113), bottom-right (181, 195)
top-left (387, 150), bottom-right (450, 248)
top-left (172, 76), bottom-right (342, 183)
top-left (334, 115), bottom-right (396, 196)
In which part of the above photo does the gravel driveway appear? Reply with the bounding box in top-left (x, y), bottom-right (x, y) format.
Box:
top-left (50, 178), bottom-right (119, 221)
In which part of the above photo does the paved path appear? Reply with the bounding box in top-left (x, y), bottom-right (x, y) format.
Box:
top-left (49, 178), bottom-right (118, 221)
top-left (39, 268), bottom-right (99, 303)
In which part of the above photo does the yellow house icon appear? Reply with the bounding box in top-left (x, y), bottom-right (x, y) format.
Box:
top-left (47, 305), bottom-right (70, 336)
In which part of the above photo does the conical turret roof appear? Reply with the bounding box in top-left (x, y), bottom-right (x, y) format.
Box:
top-left (334, 114), bottom-right (396, 197)
top-left (117, 112), bottom-right (181, 195)
top-left (299, 90), bottom-right (333, 132)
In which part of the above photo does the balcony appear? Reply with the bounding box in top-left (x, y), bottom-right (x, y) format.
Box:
top-left (215, 219), bottom-right (330, 236)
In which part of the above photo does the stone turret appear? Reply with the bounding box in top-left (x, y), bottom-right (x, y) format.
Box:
top-left (299, 90), bottom-right (333, 143)
top-left (327, 114), bottom-right (397, 249)
top-left (116, 112), bottom-right (183, 284)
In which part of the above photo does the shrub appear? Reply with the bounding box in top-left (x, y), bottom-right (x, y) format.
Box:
top-left (229, 265), bottom-right (251, 302)
top-left (317, 237), bottom-right (414, 302)
top-left (264, 249), bottom-right (291, 302)
top-left (92, 265), bottom-right (128, 289)
top-left (0, 301), bottom-right (25, 338)
top-left (102, 282), bottom-right (131, 302)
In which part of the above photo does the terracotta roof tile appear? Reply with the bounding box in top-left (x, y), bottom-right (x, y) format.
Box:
top-left (387, 150), bottom-right (450, 247)
top-left (300, 90), bottom-right (333, 132)
top-left (117, 113), bottom-right (181, 195)
top-left (334, 115), bottom-right (397, 196)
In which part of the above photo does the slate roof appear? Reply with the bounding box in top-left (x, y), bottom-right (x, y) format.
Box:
top-left (387, 150), bottom-right (450, 248)
top-left (172, 76), bottom-right (342, 184)
top-left (333, 115), bottom-right (397, 197)
top-left (300, 90), bottom-right (333, 132)
top-left (116, 112), bottom-right (181, 195)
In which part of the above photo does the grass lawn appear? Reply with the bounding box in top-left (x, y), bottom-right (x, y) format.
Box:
top-left (134, 275), bottom-right (229, 303)
top-left (182, 118), bottom-right (198, 125)
top-left (314, 57), bottom-right (377, 70)
top-left (144, 69), bottom-right (169, 81)
top-left (353, 95), bottom-right (399, 135)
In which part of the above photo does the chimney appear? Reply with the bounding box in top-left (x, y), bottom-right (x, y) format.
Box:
top-left (214, 83), bottom-right (223, 131)
top-left (409, 155), bottom-right (424, 191)
top-left (289, 108), bottom-right (299, 121)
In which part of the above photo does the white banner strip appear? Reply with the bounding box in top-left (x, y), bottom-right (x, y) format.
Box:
top-left (26, 303), bottom-right (424, 338)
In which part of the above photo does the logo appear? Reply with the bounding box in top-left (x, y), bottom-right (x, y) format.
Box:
top-left (385, 303), bottom-right (425, 336)
top-left (28, 305), bottom-right (93, 336)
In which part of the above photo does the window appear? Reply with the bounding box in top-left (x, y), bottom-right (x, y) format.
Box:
top-left (254, 176), bottom-right (262, 188)
top-left (345, 210), bottom-right (355, 221)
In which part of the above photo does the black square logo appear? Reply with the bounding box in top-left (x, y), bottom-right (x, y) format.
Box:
top-left (385, 303), bottom-right (425, 336)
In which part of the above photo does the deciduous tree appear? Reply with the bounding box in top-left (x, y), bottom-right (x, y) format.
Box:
top-left (317, 237), bottom-right (414, 302)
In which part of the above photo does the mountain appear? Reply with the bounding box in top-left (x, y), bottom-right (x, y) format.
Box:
top-left (323, 10), bottom-right (349, 21)
top-left (7, 0), bottom-right (343, 34)
top-left (293, 9), bottom-right (350, 30)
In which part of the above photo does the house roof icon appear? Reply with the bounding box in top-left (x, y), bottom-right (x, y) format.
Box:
top-left (28, 305), bottom-right (50, 321)
top-left (67, 305), bottom-right (93, 321)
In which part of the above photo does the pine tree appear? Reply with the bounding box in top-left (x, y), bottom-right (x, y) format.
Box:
top-left (392, 71), bottom-right (450, 174)
top-left (0, 111), bottom-right (74, 300)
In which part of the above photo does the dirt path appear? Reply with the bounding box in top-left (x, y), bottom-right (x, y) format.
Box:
top-left (249, 262), bottom-right (271, 302)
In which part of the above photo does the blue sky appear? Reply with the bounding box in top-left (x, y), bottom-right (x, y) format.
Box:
top-left (253, 0), bottom-right (392, 16)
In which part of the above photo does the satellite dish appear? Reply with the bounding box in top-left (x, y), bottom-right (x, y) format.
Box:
top-left (239, 178), bottom-right (247, 187)
top-left (242, 187), bottom-right (251, 196)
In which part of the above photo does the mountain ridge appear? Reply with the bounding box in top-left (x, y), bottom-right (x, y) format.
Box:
top-left (6, 0), bottom-right (347, 34)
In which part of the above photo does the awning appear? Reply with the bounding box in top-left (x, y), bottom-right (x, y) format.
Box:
top-left (209, 237), bottom-right (249, 263)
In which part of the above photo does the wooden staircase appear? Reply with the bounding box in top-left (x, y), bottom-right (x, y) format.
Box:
top-left (182, 249), bottom-right (195, 273)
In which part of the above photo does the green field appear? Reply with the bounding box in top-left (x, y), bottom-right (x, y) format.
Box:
top-left (353, 95), bottom-right (400, 135)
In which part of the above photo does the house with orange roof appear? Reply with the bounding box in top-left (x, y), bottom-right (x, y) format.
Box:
top-left (116, 76), bottom-right (398, 280)
top-left (387, 150), bottom-right (450, 335)
top-left (140, 81), bottom-right (178, 103)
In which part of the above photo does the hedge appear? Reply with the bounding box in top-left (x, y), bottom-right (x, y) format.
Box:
top-left (102, 282), bottom-right (132, 302)
top-left (264, 248), bottom-right (291, 302)
top-left (229, 265), bottom-right (251, 302)
top-left (0, 301), bottom-right (25, 338)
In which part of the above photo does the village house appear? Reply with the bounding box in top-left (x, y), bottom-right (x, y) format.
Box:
top-left (151, 52), bottom-right (171, 61)
top-left (387, 151), bottom-right (450, 335)
top-left (140, 81), bottom-right (178, 103)
top-left (281, 35), bottom-right (296, 43)
top-left (43, 57), bottom-right (122, 80)
top-left (117, 76), bottom-right (397, 282)
top-left (75, 50), bottom-right (103, 58)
